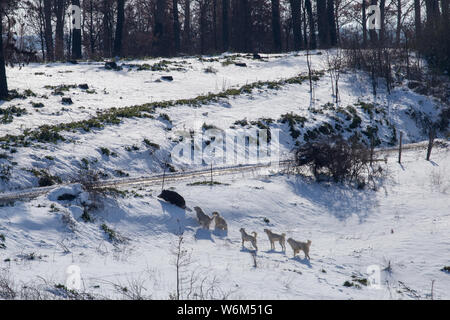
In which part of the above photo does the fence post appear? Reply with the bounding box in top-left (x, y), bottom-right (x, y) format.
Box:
top-left (162, 165), bottom-right (166, 192)
top-left (210, 163), bottom-right (213, 185)
top-left (426, 128), bottom-right (435, 161)
top-left (398, 131), bottom-right (403, 164)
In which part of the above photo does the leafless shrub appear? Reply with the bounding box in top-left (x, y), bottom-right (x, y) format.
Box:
top-left (108, 276), bottom-right (150, 300)
top-left (325, 49), bottom-right (344, 105)
top-left (0, 271), bottom-right (17, 299)
top-left (169, 225), bottom-right (233, 300)
top-left (61, 211), bottom-right (77, 232)
top-left (170, 229), bottom-right (192, 300)
top-left (430, 167), bottom-right (450, 194)
top-left (293, 135), bottom-right (385, 188)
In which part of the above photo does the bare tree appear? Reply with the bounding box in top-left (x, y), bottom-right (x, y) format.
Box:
top-left (0, 3), bottom-right (8, 99)
top-left (171, 228), bottom-right (191, 300)
top-left (325, 48), bottom-right (344, 105)
top-left (289, 0), bottom-right (302, 51)
top-left (271, 0), bottom-right (282, 52)
top-left (54, 0), bottom-right (65, 60)
top-left (71, 0), bottom-right (82, 59)
top-left (113, 0), bottom-right (126, 57)
top-left (43, 0), bottom-right (54, 61)
top-left (173, 0), bottom-right (181, 54)
top-left (222, 0), bottom-right (229, 51)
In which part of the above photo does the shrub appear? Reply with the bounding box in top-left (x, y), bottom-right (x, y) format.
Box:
top-left (143, 139), bottom-right (160, 149)
top-left (0, 234), bottom-right (5, 249)
top-left (294, 135), bottom-right (380, 185)
top-left (36, 170), bottom-right (62, 187)
top-left (101, 224), bottom-right (126, 244)
top-left (100, 147), bottom-right (111, 156)
top-left (0, 164), bottom-right (11, 181)
top-left (81, 207), bottom-right (93, 223)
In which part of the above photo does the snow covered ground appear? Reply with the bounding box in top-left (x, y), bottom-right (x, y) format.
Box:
top-left (0, 52), bottom-right (445, 191)
top-left (0, 144), bottom-right (449, 300)
top-left (0, 52), bottom-right (448, 300)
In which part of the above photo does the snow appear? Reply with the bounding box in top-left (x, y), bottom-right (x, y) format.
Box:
top-left (0, 52), bottom-right (449, 300)
top-left (0, 145), bottom-right (449, 299)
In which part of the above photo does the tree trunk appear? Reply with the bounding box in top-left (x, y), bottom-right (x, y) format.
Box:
top-left (305, 0), bottom-right (316, 49)
top-left (443, 0), bottom-right (449, 23)
top-left (183, 0), bottom-right (191, 53)
top-left (0, 10), bottom-right (8, 100)
top-left (222, 0), bottom-right (229, 51)
top-left (71, 0), bottom-right (82, 59)
top-left (113, 0), bottom-right (125, 57)
top-left (302, 0), bottom-right (308, 48)
top-left (425, 0), bottom-right (440, 30)
top-left (153, 0), bottom-right (168, 56)
top-left (414, 0), bottom-right (421, 42)
top-left (271, 0), bottom-right (282, 52)
top-left (199, 1), bottom-right (207, 54)
top-left (289, 0), bottom-right (302, 51)
top-left (213, 0), bottom-right (218, 52)
top-left (396, 0), bottom-right (402, 46)
top-left (38, 0), bottom-right (46, 61)
top-left (102, 0), bottom-right (112, 57)
top-left (369, 0), bottom-right (378, 46)
top-left (379, 0), bottom-right (386, 44)
top-left (241, 0), bottom-right (252, 52)
top-left (232, 0), bottom-right (251, 52)
top-left (317, 0), bottom-right (329, 48)
top-left (55, 0), bottom-right (65, 60)
top-left (173, 0), bottom-right (181, 54)
top-left (327, 0), bottom-right (337, 46)
top-left (362, 0), bottom-right (367, 48)
top-left (88, 0), bottom-right (95, 56)
top-left (43, 0), bottom-right (54, 61)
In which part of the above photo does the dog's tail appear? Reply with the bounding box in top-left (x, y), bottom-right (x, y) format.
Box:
top-left (252, 232), bottom-right (257, 238)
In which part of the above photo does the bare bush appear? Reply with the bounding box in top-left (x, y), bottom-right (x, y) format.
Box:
top-left (325, 49), bottom-right (344, 105)
top-left (293, 135), bottom-right (385, 188)
top-left (0, 271), bottom-right (16, 299)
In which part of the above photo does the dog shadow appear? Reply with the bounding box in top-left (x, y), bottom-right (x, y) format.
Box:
top-left (194, 228), bottom-right (215, 242)
top-left (264, 249), bottom-right (286, 255)
top-left (212, 229), bottom-right (228, 238)
top-left (240, 246), bottom-right (258, 253)
top-left (291, 255), bottom-right (312, 268)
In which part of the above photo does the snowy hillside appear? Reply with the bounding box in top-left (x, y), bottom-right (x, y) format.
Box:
top-left (0, 52), bottom-right (449, 300)
top-left (0, 52), bottom-right (446, 192)
top-left (0, 143), bottom-right (449, 300)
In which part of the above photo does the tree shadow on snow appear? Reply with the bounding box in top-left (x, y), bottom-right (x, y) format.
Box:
top-left (287, 176), bottom-right (378, 222)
